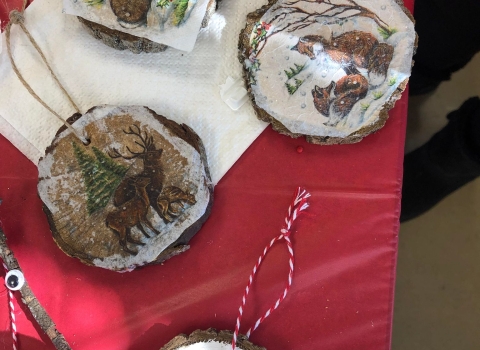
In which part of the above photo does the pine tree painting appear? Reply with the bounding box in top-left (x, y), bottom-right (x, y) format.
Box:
top-left (172, 0), bottom-right (189, 26)
top-left (72, 142), bottom-right (129, 215)
top-left (83, 0), bottom-right (105, 7)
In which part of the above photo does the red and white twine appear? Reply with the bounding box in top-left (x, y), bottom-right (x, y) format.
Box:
top-left (232, 187), bottom-right (310, 349)
top-left (3, 263), bottom-right (18, 350)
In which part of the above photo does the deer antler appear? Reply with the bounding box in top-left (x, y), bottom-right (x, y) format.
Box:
top-left (125, 146), bottom-right (146, 156)
top-left (108, 147), bottom-right (142, 160)
top-left (124, 125), bottom-right (156, 151)
top-left (108, 124), bottom-right (156, 160)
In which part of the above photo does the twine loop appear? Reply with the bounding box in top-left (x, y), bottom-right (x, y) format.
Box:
top-left (9, 10), bottom-right (24, 25)
top-left (6, 4), bottom-right (87, 143)
top-left (232, 188), bottom-right (310, 349)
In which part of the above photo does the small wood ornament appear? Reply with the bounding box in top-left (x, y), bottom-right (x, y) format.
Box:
top-left (160, 189), bottom-right (310, 350)
top-left (65, 0), bottom-right (219, 53)
top-left (6, 7), bottom-right (214, 272)
top-left (162, 329), bottom-right (265, 350)
top-left (239, 0), bottom-right (417, 144)
top-left (38, 105), bottom-right (213, 271)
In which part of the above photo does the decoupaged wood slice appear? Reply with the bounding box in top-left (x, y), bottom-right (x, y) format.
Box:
top-left (239, 0), bottom-right (417, 144)
top-left (38, 105), bottom-right (213, 272)
top-left (68, 0), bottom-right (219, 54)
top-left (161, 329), bottom-right (265, 350)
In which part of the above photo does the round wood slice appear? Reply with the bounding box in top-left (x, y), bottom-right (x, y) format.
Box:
top-left (38, 105), bottom-right (214, 272)
top-left (161, 329), bottom-right (265, 350)
top-left (239, 0), bottom-right (417, 145)
top-left (79, 0), bottom-right (219, 54)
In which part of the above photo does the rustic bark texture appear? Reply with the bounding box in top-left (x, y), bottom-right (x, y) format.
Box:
top-left (79, 0), bottom-right (219, 54)
top-left (38, 106), bottom-right (214, 272)
top-left (161, 329), bottom-right (266, 350)
top-left (0, 228), bottom-right (72, 350)
top-left (238, 0), bottom-right (417, 145)
top-left (78, 17), bottom-right (168, 53)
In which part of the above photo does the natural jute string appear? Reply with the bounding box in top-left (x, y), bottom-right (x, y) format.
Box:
top-left (5, 1), bottom-right (88, 144)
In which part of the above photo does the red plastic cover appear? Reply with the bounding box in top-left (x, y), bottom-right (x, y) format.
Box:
top-left (0, 0), bottom-right (412, 348)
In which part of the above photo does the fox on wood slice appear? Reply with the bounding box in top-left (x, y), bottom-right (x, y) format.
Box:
top-left (292, 30), bottom-right (394, 83)
top-left (368, 43), bottom-right (395, 86)
top-left (293, 30), bottom-right (394, 125)
top-left (312, 74), bottom-right (369, 127)
top-left (312, 81), bottom-right (335, 116)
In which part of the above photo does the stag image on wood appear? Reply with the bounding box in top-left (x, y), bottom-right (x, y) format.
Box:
top-left (109, 124), bottom-right (197, 227)
top-left (239, 0), bottom-right (416, 144)
top-left (38, 105), bottom-right (213, 271)
top-left (106, 177), bottom-right (161, 255)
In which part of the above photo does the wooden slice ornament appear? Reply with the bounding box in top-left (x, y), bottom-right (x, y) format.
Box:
top-left (6, 6), bottom-right (214, 272)
top-left (65, 0), bottom-right (220, 53)
top-left (239, 0), bottom-right (417, 144)
top-left (161, 329), bottom-right (265, 350)
top-left (38, 105), bottom-right (213, 272)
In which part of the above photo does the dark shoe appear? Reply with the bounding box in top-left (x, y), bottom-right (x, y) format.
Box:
top-left (401, 97), bottom-right (480, 222)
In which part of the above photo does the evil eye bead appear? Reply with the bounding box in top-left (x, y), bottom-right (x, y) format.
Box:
top-left (5, 270), bottom-right (25, 291)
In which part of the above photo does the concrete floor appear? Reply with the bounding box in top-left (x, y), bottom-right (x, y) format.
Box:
top-left (392, 54), bottom-right (480, 349)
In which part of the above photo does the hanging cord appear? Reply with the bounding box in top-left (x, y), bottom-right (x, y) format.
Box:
top-left (232, 188), bottom-right (311, 349)
top-left (2, 263), bottom-right (18, 350)
top-left (5, 2), bottom-right (88, 144)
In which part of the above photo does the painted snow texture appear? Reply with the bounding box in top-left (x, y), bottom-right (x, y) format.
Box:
top-left (245, 0), bottom-right (415, 137)
top-left (38, 106), bottom-right (211, 271)
top-left (63, 0), bottom-right (209, 51)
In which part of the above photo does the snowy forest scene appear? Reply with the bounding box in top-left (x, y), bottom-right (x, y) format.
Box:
top-left (245, 0), bottom-right (416, 138)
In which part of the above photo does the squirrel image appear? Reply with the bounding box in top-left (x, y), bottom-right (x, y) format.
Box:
top-left (292, 30), bottom-right (394, 126)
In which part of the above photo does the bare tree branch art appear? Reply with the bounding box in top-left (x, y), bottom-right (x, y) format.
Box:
top-left (253, 0), bottom-right (391, 58)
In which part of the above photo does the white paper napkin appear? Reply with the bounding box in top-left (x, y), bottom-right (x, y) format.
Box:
top-left (0, 0), bottom-right (268, 184)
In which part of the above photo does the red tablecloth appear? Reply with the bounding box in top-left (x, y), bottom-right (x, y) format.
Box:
top-left (0, 1), bottom-right (412, 349)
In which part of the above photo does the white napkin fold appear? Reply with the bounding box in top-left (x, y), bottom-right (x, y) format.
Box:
top-left (0, 0), bottom-right (267, 184)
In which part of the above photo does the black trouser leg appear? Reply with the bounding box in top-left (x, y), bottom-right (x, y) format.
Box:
top-left (401, 98), bottom-right (480, 222)
top-left (410, 0), bottom-right (480, 95)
